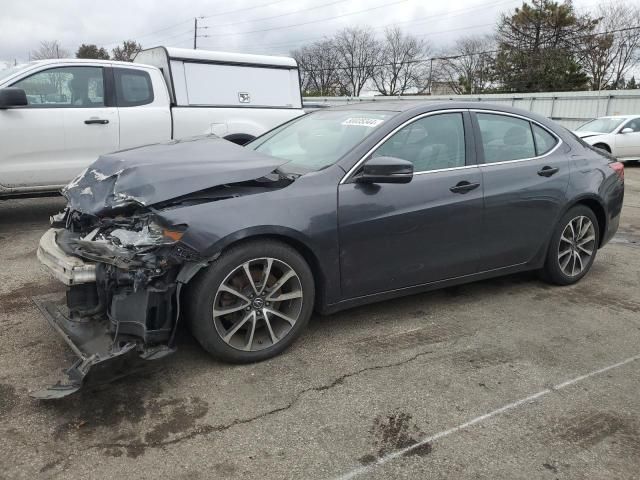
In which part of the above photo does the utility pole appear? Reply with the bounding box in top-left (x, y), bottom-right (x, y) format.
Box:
top-left (193, 17), bottom-right (208, 50)
top-left (193, 17), bottom-right (198, 49)
top-left (428, 58), bottom-right (434, 95)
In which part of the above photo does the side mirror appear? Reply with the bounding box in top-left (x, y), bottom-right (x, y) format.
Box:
top-left (0, 88), bottom-right (28, 109)
top-left (355, 156), bottom-right (413, 184)
top-left (620, 127), bottom-right (634, 134)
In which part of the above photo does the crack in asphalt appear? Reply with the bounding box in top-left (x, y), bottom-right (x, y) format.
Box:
top-left (87, 349), bottom-right (435, 453)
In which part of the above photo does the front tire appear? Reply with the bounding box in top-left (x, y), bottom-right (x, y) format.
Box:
top-left (185, 240), bottom-right (315, 363)
top-left (542, 205), bottom-right (599, 285)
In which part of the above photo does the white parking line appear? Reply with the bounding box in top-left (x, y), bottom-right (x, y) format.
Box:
top-left (333, 353), bottom-right (640, 480)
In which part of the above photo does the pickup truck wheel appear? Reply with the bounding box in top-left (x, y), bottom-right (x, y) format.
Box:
top-left (541, 205), bottom-right (599, 285)
top-left (186, 240), bottom-right (314, 363)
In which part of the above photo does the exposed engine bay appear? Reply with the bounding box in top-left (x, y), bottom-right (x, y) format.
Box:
top-left (34, 136), bottom-right (293, 399)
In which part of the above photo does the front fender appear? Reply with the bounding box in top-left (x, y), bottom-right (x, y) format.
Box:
top-left (206, 225), bottom-right (315, 257)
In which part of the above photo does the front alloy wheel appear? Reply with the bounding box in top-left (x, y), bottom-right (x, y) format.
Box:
top-left (186, 240), bottom-right (314, 363)
top-left (213, 258), bottom-right (304, 352)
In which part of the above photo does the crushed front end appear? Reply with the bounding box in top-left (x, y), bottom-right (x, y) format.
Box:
top-left (32, 136), bottom-right (291, 398)
top-left (33, 208), bottom-right (200, 399)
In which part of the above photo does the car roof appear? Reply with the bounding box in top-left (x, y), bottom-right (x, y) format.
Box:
top-left (324, 100), bottom-right (557, 125)
top-left (327, 101), bottom-right (429, 112)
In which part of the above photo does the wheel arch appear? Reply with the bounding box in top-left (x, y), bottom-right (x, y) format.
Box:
top-left (191, 228), bottom-right (328, 310)
top-left (563, 195), bottom-right (607, 248)
top-left (592, 142), bottom-right (611, 153)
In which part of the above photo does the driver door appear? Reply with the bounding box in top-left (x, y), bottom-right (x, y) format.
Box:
top-left (337, 111), bottom-right (484, 299)
top-left (1, 65), bottom-right (118, 189)
top-left (615, 117), bottom-right (640, 160)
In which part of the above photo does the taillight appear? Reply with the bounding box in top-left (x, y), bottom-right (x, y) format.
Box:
top-left (609, 161), bottom-right (624, 181)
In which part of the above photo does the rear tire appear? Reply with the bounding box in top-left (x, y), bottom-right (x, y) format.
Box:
top-left (185, 239), bottom-right (314, 363)
top-left (542, 205), bottom-right (599, 285)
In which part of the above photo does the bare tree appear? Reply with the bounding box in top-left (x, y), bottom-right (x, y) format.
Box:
top-left (334, 27), bottom-right (381, 96)
top-left (585, 2), bottom-right (640, 89)
top-left (292, 39), bottom-right (342, 96)
top-left (371, 27), bottom-right (429, 96)
top-left (112, 40), bottom-right (143, 62)
top-left (600, 1), bottom-right (640, 88)
top-left (581, 32), bottom-right (616, 90)
top-left (438, 35), bottom-right (495, 94)
top-left (31, 40), bottom-right (70, 60)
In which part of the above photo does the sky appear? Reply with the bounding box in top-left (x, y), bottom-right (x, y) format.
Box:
top-left (0, 0), bottom-right (601, 66)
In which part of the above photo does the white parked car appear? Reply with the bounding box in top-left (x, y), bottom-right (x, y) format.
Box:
top-left (0, 47), bottom-right (304, 198)
top-left (574, 115), bottom-right (640, 162)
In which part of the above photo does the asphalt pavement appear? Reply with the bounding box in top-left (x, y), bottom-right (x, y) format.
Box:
top-left (1, 165), bottom-right (640, 479)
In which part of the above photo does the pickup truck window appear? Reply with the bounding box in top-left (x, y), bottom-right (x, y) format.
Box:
top-left (114, 68), bottom-right (153, 107)
top-left (11, 66), bottom-right (104, 107)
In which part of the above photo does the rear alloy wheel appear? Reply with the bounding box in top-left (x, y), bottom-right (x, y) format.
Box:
top-left (557, 216), bottom-right (596, 278)
top-left (186, 240), bottom-right (314, 363)
top-left (542, 206), bottom-right (599, 285)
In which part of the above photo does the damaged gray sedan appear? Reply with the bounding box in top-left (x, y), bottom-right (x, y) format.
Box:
top-left (35, 102), bottom-right (624, 398)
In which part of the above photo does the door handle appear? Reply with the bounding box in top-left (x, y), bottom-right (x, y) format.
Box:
top-left (537, 166), bottom-right (559, 177)
top-left (84, 119), bottom-right (109, 125)
top-left (449, 181), bottom-right (480, 194)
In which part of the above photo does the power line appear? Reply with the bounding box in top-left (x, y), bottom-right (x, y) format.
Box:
top-left (205, 0), bottom-right (350, 28)
top-left (240, 23), bottom-right (496, 54)
top-left (202, 0), bottom-right (517, 52)
top-left (102, 19), bottom-right (193, 47)
top-left (204, 0), bottom-right (410, 37)
top-left (152, 29), bottom-right (194, 46)
top-left (200, 0), bottom-right (292, 19)
top-left (101, 0), bottom-right (293, 48)
top-left (298, 25), bottom-right (640, 74)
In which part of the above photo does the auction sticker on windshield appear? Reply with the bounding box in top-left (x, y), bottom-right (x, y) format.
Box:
top-left (341, 117), bottom-right (385, 128)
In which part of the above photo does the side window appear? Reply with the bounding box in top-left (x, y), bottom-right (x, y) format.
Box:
top-left (11, 66), bottom-right (104, 107)
top-left (477, 113), bottom-right (536, 163)
top-left (623, 118), bottom-right (640, 132)
top-left (372, 113), bottom-right (466, 172)
top-left (114, 68), bottom-right (153, 107)
top-left (532, 124), bottom-right (558, 156)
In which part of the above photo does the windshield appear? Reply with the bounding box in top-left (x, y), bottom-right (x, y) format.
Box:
top-left (576, 117), bottom-right (625, 134)
top-left (247, 109), bottom-right (393, 172)
top-left (0, 62), bottom-right (37, 84)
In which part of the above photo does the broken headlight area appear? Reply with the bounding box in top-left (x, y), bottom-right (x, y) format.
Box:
top-left (33, 210), bottom-right (201, 400)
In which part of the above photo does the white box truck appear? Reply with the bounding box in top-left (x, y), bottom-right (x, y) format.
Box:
top-left (0, 47), bottom-right (304, 198)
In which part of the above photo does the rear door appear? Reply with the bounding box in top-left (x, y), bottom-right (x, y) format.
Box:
top-left (338, 111), bottom-right (484, 298)
top-left (614, 117), bottom-right (640, 160)
top-left (2, 65), bottom-right (119, 188)
top-left (472, 111), bottom-right (569, 271)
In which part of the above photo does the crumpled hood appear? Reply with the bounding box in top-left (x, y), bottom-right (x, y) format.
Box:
top-left (63, 136), bottom-right (287, 215)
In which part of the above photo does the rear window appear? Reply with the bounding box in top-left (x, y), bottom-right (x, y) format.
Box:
top-left (477, 113), bottom-right (536, 163)
top-left (532, 124), bottom-right (558, 155)
top-left (114, 68), bottom-right (153, 107)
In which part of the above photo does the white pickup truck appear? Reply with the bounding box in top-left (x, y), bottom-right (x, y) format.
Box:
top-left (0, 47), bottom-right (304, 197)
